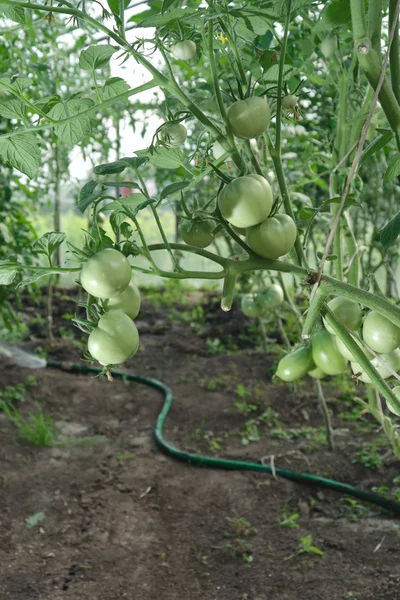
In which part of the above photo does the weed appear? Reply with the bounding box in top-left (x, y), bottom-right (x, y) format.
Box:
top-left (195, 550), bottom-right (209, 565)
top-left (240, 419), bottom-right (261, 445)
top-left (280, 508), bottom-right (300, 529)
top-left (0, 401), bottom-right (56, 446)
top-left (286, 535), bottom-right (323, 560)
top-left (200, 374), bottom-right (230, 391)
top-left (234, 383), bottom-right (263, 415)
top-left (354, 444), bottom-right (382, 471)
top-left (343, 497), bottom-right (369, 521)
top-left (225, 516), bottom-right (257, 537)
top-left (0, 376), bottom-right (37, 408)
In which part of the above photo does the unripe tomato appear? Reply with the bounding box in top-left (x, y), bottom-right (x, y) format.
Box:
top-left (227, 97), bottom-right (271, 139)
top-left (170, 40), bottom-right (197, 61)
top-left (321, 37), bottom-right (336, 59)
top-left (103, 280), bottom-right (141, 319)
top-left (387, 386), bottom-right (400, 417)
top-left (351, 348), bottom-right (400, 384)
top-left (218, 174), bottom-right (273, 228)
top-left (247, 214), bottom-right (297, 259)
top-left (258, 284), bottom-right (284, 310)
top-left (336, 334), bottom-right (370, 361)
top-left (88, 310), bottom-right (139, 366)
top-left (311, 329), bottom-right (348, 375)
top-left (212, 140), bottom-right (231, 161)
top-left (276, 346), bottom-right (314, 382)
top-left (241, 294), bottom-right (263, 318)
top-left (282, 94), bottom-right (298, 109)
top-left (180, 219), bottom-right (215, 248)
top-left (323, 297), bottom-right (362, 335)
top-left (160, 123), bottom-right (187, 146)
top-left (362, 311), bottom-right (400, 354)
top-left (80, 248), bottom-right (131, 299)
top-left (308, 366), bottom-right (326, 380)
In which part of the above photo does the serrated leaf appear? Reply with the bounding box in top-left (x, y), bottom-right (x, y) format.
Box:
top-left (380, 211), bottom-right (400, 250)
top-left (384, 154), bottom-right (400, 184)
top-left (78, 180), bottom-right (103, 213)
top-left (48, 99), bottom-right (94, 146)
top-left (102, 77), bottom-right (130, 104)
top-left (149, 147), bottom-right (183, 169)
top-left (360, 130), bottom-right (393, 165)
top-left (132, 7), bottom-right (196, 26)
top-left (103, 193), bottom-right (155, 215)
top-left (263, 64), bottom-right (294, 82)
top-left (0, 132), bottom-right (40, 178)
top-left (0, 3), bottom-right (25, 23)
top-left (160, 180), bottom-right (190, 200)
top-left (0, 261), bottom-right (19, 285)
top-left (32, 232), bottom-right (66, 259)
top-left (79, 45), bottom-right (118, 71)
top-left (25, 511), bottom-right (45, 529)
top-left (0, 98), bottom-right (26, 120)
top-left (236, 22), bottom-right (258, 41)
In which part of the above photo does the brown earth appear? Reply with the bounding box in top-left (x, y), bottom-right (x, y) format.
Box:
top-left (1, 288), bottom-right (400, 600)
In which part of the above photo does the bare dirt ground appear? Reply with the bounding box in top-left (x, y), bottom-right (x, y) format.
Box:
top-left (1, 287), bottom-right (400, 600)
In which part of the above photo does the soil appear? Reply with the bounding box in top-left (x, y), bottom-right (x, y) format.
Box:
top-left (1, 287), bottom-right (400, 600)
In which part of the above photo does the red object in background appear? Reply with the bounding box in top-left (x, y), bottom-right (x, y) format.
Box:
top-left (122, 187), bottom-right (133, 197)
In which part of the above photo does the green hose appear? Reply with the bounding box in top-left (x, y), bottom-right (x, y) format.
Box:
top-left (46, 360), bottom-right (400, 517)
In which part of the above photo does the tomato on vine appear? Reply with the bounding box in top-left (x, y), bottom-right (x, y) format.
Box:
top-left (275, 346), bottom-right (314, 382)
top-left (247, 214), bottom-right (297, 259)
top-left (180, 219), bottom-right (215, 248)
top-left (362, 311), bottom-right (400, 354)
top-left (160, 123), bottom-right (187, 146)
top-left (258, 283), bottom-right (284, 310)
top-left (103, 279), bottom-right (141, 320)
top-left (241, 294), bottom-right (263, 318)
top-left (88, 310), bottom-right (139, 366)
top-left (311, 329), bottom-right (347, 375)
top-left (351, 348), bottom-right (400, 384)
top-left (308, 366), bottom-right (326, 379)
top-left (323, 297), bottom-right (362, 335)
top-left (80, 249), bottom-right (132, 299)
top-left (227, 97), bottom-right (271, 139)
top-left (282, 94), bottom-right (298, 110)
top-left (218, 174), bottom-right (273, 228)
top-left (170, 40), bottom-right (197, 61)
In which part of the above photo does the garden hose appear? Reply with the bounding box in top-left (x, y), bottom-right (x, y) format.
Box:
top-left (46, 360), bottom-right (400, 517)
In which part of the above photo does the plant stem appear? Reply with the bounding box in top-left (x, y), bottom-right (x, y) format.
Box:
top-left (302, 285), bottom-right (327, 339)
top-left (315, 380), bottom-right (335, 451)
top-left (368, 0), bottom-right (383, 56)
top-left (221, 270), bottom-right (238, 311)
top-left (275, 0), bottom-right (292, 153)
top-left (390, 0), bottom-right (400, 104)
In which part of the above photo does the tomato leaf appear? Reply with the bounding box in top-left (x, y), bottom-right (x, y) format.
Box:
top-left (299, 207), bottom-right (318, 220)
top-left (103, 193), bottom-right (155, 215)
top-left (314, 0), bottom-right (351, 31)
top-left (160, 180), bottom-right (190, 199)
top-left (103, 181), bottom-right (141, 190)
top-left (0, 3), bottom-right (25, 23)
top-left (131, 7), bottom-right (197, 26)
top-left (79, 45), bottom-right (118, 71)
top-left (32, 232), bottom-right (66, 259)
top-left (161, 0), bottom-right (178, 13)
top-left (0, 98), bottom-right (26, 120)
top-left (102, 77), bottom-right (130, 104)
top-left (0, 132), bottom-right (40, 178)
top-left (48, 99), bottom-right (94, 146)
top-left (147, 147), bottom-right (183, 169)
top-left (0, 260), bottom-right (19, 285)
top-left (380, 211), bottom-right (400, 251)
top-left (106, 0), bottom-right (130, 15)
top-left (360, 130), bottom-right (393, 165)
top-left (78, 180), bottom-right (104, 213)
top-left (384, 153), bottom-right (400, 184)
top-left (94, 156), bottom-right (148, 175)
top-left (321, 196), bottom-right (362, 210)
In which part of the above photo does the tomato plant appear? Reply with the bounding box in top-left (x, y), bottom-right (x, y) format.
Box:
top-left (103, 280), bottom-right (141, 320)
top-left (323, 298), bottom-right (362, 335)
top-left (247, 214), bottom-right (297, 259)
top-left (362, 311), bottom-right (400, 354)
top-left (170, 41), bottom-right (197, 61)
top-left (88, 310), bottom-right (139, 366)
top-left (218, 174), bottom-right (273, 228)
top-left (276, 346), bottom-right (314, 382)
top-left (227, 97), bottom-right (271, 139)
top-left (180, 219), bottom-right (215, 248)
top-left (80, 249), bottom-right (132, 299)
top-left (258, 284), bottom-right (284, 310)
top-left (160, 123), bottom-right (187, 146)
top-left (311, 330), bottom-right (348, 376)
top-left (241, 294), bottom-right (262, 318)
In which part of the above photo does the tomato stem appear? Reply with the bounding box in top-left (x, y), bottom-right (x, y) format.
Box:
top-left (221, 270), bottom-right (238, 311)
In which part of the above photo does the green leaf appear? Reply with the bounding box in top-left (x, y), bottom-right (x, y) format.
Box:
top-left (79, 45), bottom-right (118, 71)
top-left (314, 0), bottom-right (351, 31)
top-left (360, 131), bottom-right (393, 165)
top-left (132, 7), bottom-right (197, 26)
top-left (103, 193), bottom-right (155, 215)
top-left (148, 147), bottom-right (183, 169)
top-left (299, 207), bottom-right (318, 220)
top-left (104, 181), bottom-right (141, 190)
top-left (0, 132), bottom-right (40, 178)
top-left (380, 211), bottom-right (400, 250)
top-left (16, 269), bottom-right (62, 288)
top-left (106, 0), bottom-right (130, 15)
top-left (384, 153), bottom-right (400, 184)
top-left (0, 98), bottom-right (26, 120)
top-left (0, 3), bottom-right (25, 23)
top-left (48, 99), bottom-right (94, 146)
top-left (321, 196), bottom-right (362, 210)
top-left (0, 260), bottom-right (19, 285)
top-left (94, 156), bottom-right (148, 175)
top-left (32, 232), bottom-right (66, 259)
top-left (0, 77), bottom-right (30, 94)
top-left (161, 0), bottom-right (178, 13)
top-left (102, 77), bottom-right (130, 104)
top-left (256, 30), bottom-right (274, 50)
top-left (25, 511), bottom-right (45, 529)
top-left (263, 64), bottom-right (294, 82)
top-left (127, 1), bottom-right (162, 23)
top-left (160, 180), bottom-right (190, 200)
top-left (78, 180), bottom-right (103, 213)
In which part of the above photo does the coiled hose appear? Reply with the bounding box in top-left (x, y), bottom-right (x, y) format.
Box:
top-left (47, 360), bottom-right (400, 517)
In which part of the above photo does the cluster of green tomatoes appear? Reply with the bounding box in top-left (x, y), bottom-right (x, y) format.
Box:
top-left (275, 298), bottom-right (400, 416)
top-left (79, 248), bottom-right (141, 367)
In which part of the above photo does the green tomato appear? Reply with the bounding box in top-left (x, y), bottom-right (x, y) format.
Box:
top-left (308, 366), bottom-right (326, 380)
top-left (311, 329), bottom-right (348, 375)
top-left (321, 37), bottom-right (336, 59)
top-left (276, 346), bottom-right (315, 382)
top-left (218, 174), bottom-right (273, 228)
top-left (386, 386), bottom-right (400, 417)
top-left (351, 348), bottom-right (400, 384)
top-left (227, 97), bottom-right (271, 139)
top-left (362, 311), bottom-right (400, 354)
top-left (336, 334), bottom-right (370, 361)
top-left (282, 94), bottom-right (298, 109)
top-left (247, 214), bottom-right (297, 259)
top-left (160, 123), bottom-right (187, 146)
top-left (80, 248), bottom-right (131, 299)
top-left (323, 297), bottom-right (362, 335)
top-left (88, 310), bottom-right (139, 366)
top-left (180, 219), bottom-right (215, 248)
top-left (170, 40), bottom-right (197, 61)
top-left (258, 284), bottom-right (284, 310)
top-left (241, 294), bottom-right (263, 318)
top-left (103, 280), bottom-right (141, 320)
